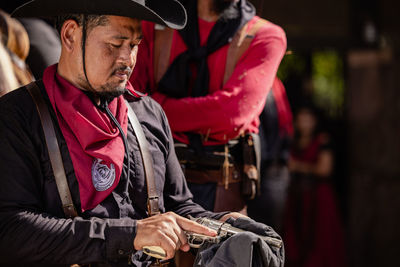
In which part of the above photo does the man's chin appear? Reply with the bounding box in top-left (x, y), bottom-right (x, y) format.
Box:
top-left (97, 85), bottom-right (127, 103)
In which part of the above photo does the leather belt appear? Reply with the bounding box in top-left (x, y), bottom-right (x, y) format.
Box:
top-left (184, 165), bottom-right (241, 186)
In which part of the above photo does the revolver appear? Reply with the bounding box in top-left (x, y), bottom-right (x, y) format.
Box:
top-left (143, 216), bottom-right (282, 259)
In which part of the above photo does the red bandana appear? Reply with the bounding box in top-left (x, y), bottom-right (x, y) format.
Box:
top-left (43, 64), bottom-right (131, 211)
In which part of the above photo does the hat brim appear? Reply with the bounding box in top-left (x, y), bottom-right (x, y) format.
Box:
top-left (11, 0), bottom-right (187, 30)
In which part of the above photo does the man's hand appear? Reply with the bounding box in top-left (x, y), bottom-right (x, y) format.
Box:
top-left (219, 212), bottom-right (248, 222)
top-left (134, 212), bottom-right (217, 259)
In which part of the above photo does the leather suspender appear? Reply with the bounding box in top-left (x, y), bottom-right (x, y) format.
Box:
top-left (27, 82), bottom-right (160, 218)
top-left (125, 102), bottom-right (160, 216)
top-left (26, 82), bottom-right (78, 218)
top-left (223, 18), bottom-right (268, 85)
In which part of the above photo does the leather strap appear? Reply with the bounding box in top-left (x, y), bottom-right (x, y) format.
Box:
top-left (223, 18), bottom-right (268, 85)
top-left (27, 82), bottom-right (160, 217)
top-left (26, 82), bottom-right (78, 218)
top-left (126, 101), bottom-right (160, 216)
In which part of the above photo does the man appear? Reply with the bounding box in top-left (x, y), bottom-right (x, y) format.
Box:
top-left (131, 0), bottom-right (287, 213)
top-left (0, 0), bottom-right (246, 266)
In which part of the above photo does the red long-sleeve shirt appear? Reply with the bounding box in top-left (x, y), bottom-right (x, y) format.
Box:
top-left (130, 16), bottom-right (287, 145)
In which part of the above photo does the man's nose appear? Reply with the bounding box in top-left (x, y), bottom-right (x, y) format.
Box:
top-left (118, 45), bottom-right (137, 67)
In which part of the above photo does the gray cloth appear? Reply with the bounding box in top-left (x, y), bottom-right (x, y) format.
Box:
top-left (19, 18), bottom-right (61, 79)
top-left (194, 217), bottom-right (284, 267)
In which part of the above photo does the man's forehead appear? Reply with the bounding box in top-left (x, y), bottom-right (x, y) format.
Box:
top-left (101, 15), bottom-right (142, 37)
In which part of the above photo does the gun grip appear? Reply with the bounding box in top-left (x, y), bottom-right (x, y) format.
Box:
top-left (143, 246), bottom-right (167, 259)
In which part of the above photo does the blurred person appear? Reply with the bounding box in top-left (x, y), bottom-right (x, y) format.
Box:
top-left (0, 0), bottom-right (283, 266)
top-left (0, 9), bottom-right (34, 87)
top-left (247, 77), bottom-right (293, 233)
top-left (19, 17), bottom-right (62, 79)
top-left (283, 105), bottom-right (347, 267)
top-left (130, 0), bottom-right (287, 214)
top-left (0, 1), bottom-right (61, 79)
top-left (0, 40), bottom-right (19, 96)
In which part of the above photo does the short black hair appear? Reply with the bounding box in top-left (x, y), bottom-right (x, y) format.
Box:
top-left (55, 14), bottom-right (109, 34)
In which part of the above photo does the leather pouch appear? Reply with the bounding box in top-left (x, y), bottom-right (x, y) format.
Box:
top-left (241, 134), bottom-right (261, 200)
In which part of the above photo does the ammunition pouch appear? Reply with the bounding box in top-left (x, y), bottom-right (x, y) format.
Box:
top-left (241, 133), bottom-right (261, 200)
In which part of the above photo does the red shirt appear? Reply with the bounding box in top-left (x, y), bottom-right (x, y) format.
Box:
top-left (131, 16), bottom-right (287, 145)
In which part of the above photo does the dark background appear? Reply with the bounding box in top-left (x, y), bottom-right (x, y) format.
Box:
top-left (249, 0), bottom-right (400, 266)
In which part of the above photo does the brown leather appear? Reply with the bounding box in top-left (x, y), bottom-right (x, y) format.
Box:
top-left (26, 82), bottom-right (78, 219)
top-left (184, 165), bottom-right (241, 186)
top-left (149, 259), bottom-right (172, 267)
top-left (174, 250), bottom-right (195, 267)
top-left (223, 18), bottom-right (268, 85)
top-left (126, 101), bottom-right (160, 216)
top-left (214, 183), bottom-right (246, 212)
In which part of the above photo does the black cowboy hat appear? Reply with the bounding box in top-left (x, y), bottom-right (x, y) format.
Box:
top-left (11, 0), bottom-right (187, 30)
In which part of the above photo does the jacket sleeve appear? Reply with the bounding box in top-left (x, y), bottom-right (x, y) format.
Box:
top-left (152, 23), bottom-right (287, 140)
top-left (0, 97), bottom-right (137, 265)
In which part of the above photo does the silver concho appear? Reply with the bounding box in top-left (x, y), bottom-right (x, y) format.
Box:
top-left (91, 158), bottom-right (116, 191)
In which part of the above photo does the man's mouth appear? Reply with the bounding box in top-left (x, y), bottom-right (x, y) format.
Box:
top-left (113, 67), bottom-right (132, 81)
top-left (114, 71), bottom-right (129, 80)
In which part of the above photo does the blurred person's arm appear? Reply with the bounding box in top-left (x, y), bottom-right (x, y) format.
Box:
top-left (289, 135), bottom-right (333, 178)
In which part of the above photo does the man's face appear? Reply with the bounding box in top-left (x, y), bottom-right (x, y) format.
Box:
top-left (295, 110), bottom-right (317, 136)
top-left (75, 16), bottom-right (142, 98)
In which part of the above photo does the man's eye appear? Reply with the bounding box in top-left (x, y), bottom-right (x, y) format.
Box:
top-left (110, 43), bottom-right (122, 48)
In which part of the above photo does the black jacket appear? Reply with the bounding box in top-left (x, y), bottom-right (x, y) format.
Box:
top-left (0, 81), bottom-right (224, 266)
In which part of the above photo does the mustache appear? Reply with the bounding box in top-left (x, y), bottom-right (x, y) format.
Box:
top-left (112, 66), bottom-right (133, 76)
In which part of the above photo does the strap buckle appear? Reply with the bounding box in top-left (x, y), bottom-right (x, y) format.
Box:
top-left (147, 197), bottom-right (160, 216)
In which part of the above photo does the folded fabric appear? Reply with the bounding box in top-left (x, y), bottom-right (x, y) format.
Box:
top-left (194, 217), bottom-right (284, 267)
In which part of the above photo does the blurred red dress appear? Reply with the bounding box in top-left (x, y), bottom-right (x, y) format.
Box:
top-left (284, 135), bottom-right (347, 267)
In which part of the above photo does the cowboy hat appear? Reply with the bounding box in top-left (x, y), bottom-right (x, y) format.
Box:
top-left (11, 0), bottom-right (187, 30)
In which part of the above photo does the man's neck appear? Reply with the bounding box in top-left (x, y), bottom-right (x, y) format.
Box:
top-left (197, 0), bottom-right (219, 22)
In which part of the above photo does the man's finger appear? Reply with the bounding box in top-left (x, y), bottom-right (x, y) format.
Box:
top-left (175, 216), bottom-right (217, 236)
top-left (159, 234), bottom-right (178, 260)
top-left (180, 243), bottom-right (190, 252)
top-left (173, 222), bottom-right (188, 249)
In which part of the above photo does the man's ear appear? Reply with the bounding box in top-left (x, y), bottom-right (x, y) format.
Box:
top-left (60, 20), bottom-right (80, 52)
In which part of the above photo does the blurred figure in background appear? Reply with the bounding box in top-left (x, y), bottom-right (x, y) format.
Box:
top-left (283, 105), bottom-right (347, 267)
top-left (0, 40), bottom-right (19, 96)
top-left (247, 77), bottom-right (293, 233)
top-left (1, 1), bottom-right (61, 80)
top-left (18, 18), bottom-right (61, 79)
top-left (0, 9), bottom-right (34, 89)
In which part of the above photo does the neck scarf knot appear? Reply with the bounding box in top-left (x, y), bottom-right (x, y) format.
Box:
top-left (157, 0), bottom-right (255, 98)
